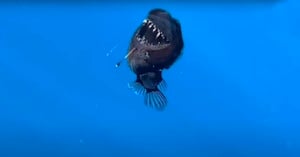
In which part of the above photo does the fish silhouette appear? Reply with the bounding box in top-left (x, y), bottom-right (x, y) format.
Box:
top-left (125, 8), bottom-right (184, 110)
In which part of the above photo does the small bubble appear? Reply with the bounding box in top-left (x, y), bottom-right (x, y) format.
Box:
top-left (106, 53), bottom-right (110, 57)
top-left (109, 44), bottom-right (119, 53)
top-left (115, 63), bottom-right (120, 68)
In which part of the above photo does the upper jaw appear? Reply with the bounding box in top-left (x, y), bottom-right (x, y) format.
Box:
top-left (142, 19), bottom-right (166, 40)
top-left (135, 19), bottom-right (170, 50)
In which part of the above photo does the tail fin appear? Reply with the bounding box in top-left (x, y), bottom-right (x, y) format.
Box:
top-left (144, 88), bottom-right (167, 111)
top-left (128, 77), bottom-right (168, 111)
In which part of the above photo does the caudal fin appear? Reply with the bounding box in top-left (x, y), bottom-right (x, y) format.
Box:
top-left (128, 79), bottom-right (168, 111)
top-left (144, 88), bottom-right (167, 111)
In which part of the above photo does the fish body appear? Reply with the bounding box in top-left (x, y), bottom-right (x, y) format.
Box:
top-left (127, 8), bottom-right (184, 110)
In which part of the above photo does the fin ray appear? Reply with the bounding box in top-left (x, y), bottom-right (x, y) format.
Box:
top-left (128, 82), bottom-right (146, 95)
top-left (158, 79), bottom-right (167, 91)
top-left (145, 89), bottom-right (167, 110)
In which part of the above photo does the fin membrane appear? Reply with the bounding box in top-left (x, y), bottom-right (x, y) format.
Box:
top-left (158, 79), bottom-right (167, 91)
top-left (145, 89), bottom-right (167, 111)
top-left (128, 82), bottom-right (146, 96)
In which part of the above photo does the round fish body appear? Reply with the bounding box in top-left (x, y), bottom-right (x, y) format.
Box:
top-left (126, 8), bottom-right (184, 110)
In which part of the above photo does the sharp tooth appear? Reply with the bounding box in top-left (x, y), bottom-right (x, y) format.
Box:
top-left (145, 52), bottom-right (150, 58)
top-left (143, 19), bottom-right (147, 23)
top-left (153, 28), bottom-right (156, 32)
top-left (149, 24), bottom-right (153, 28)
top-left (156, 32), bottom-right (160, 38)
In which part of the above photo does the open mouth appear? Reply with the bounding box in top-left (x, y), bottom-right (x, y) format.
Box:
top-left (136, 19), bottom-right (170, 46)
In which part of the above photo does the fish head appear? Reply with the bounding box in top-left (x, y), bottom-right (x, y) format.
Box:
top-left (134, 9), bottom-right (174, 51)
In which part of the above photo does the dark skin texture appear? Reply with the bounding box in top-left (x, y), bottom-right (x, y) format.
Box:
top-left (128, 9), bottom-right (183, 75)
top-left (126, 8), bottom-right (184, 109)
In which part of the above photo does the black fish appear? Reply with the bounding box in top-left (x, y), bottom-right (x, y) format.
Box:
top-left (125, 8), bottom-right (184, 110)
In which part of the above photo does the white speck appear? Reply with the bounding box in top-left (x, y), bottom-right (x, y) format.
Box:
top-left (110, 44), bottom-right (118, 52)
top-left (106, 44), bottom-right (119, 57)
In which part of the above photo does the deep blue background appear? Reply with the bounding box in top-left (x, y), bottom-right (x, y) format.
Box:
top-left (0, 1), bottom-right (299, 157)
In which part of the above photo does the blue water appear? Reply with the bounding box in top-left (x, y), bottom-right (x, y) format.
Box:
top-left (0, 1), bottom-right (299, 157)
